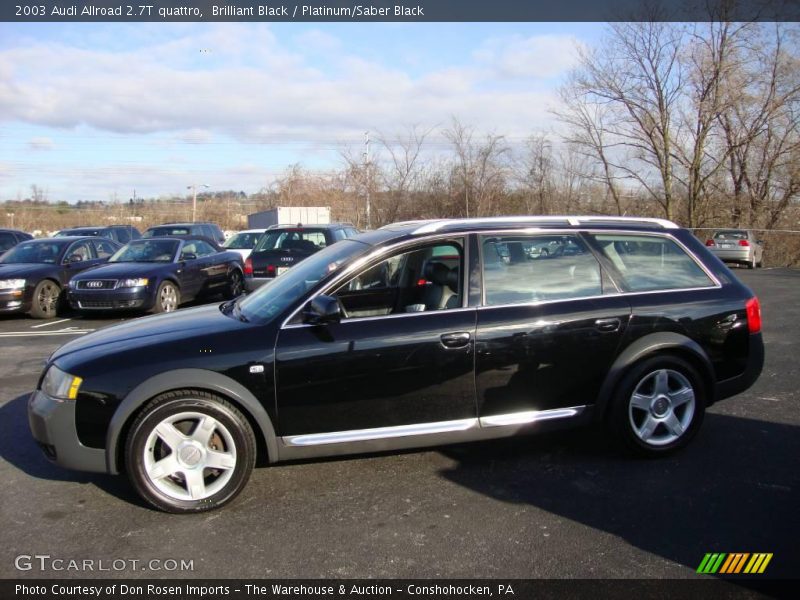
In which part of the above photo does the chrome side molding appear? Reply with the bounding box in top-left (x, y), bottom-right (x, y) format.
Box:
top-left (281, 406), bottom-right (585, 447)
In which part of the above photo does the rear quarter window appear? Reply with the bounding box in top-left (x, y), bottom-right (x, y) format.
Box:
top-left (592, 234), bottom-right (715, 292)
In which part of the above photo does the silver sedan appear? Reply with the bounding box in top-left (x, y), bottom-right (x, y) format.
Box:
top-left (705, 229), bottom-right (764, 269)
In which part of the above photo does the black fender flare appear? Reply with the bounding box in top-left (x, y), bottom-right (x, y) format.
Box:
top-left (593, 332), bottom-right (715, 421)
top-left (105, 368), bottom-right (278, 474)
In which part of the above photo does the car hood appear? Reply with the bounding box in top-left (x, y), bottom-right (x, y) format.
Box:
top-left (0, 263), bottom-right (55, 279)
top-left (72, 262), bottom-right (168, 279)
top-left (51, 303), bottom-right (244, 364)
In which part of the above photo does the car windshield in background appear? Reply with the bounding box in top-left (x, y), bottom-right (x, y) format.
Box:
top-left (143, 227), bottom-right (191, 237)
top-left (237, 240), bottom-right (367, 323)
top-left (714, 230), bottom-right (748, 240)
top-left (224, 232), bottom-right (263, 249)
top-left (1, 241), bottom-right (67, 264)
top-left (55, 229), bottom-right (102, 237)
top-left (109, 240), bottom-right (179, 263)
top-left (253, 229), bottom-right (328, 253)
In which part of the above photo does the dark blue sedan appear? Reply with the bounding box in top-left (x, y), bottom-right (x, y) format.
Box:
top-left (66, 237), bottom-right (244, 314)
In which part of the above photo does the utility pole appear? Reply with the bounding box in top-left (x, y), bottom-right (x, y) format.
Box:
top-left (187, 184), bottom-right (209, 222)
top-left (363, 131), bottom-right (371, 230)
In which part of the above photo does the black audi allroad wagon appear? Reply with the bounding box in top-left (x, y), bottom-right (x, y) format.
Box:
top-left (29, 217), bottom-right (764, 512)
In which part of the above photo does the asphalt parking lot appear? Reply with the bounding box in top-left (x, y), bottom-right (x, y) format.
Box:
top-left (0, 268), bottom-right (797, 580)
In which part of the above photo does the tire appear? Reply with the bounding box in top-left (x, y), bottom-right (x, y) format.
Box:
top-left (29, 279), bottom-right (61, 319)
top-left (224, 269), bottom-right (244, 300)
top-left (151, 281), bottom-right (180, 313)
top-left (608, 355), bottom-right (705, 457)
top-left (748, 255), bottom-right (756, 269)
top-left (124, 390), bottom-right (256, 513)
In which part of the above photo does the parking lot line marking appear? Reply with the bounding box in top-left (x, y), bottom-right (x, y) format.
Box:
top-left (0, 328), bottom-right (95, 338)
top-left (30, 318), bottom-right (72, 329)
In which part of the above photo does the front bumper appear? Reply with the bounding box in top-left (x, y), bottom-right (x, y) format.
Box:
top-left (67, 287), bottom-right (151, 311)
top-left (28, 390), bottom-right (107, 473)
top-left (0, 288), bottom-right (30, 313)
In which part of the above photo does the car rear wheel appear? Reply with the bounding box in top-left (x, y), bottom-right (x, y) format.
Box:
top-left (152, 281), bottom-right (180, 313)
top-left (125, 391), bottom-right (256, 513)
top-left (224, 269), bottom-right (243, 299)
top-left (29, 280), bottom-right (61, 319)
top-left (609, 355), bottom-right (705, 456)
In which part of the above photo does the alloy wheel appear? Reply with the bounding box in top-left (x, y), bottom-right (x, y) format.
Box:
top-left (628, 368), bottom-right (696, 446)
top-left (160, 284), bottom-right (178, 312)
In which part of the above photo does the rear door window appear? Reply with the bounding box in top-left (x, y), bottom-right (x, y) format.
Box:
top-left (480, 234), bottom-right (602, 306)
top-left (591, 234), bottom-right (715, 292)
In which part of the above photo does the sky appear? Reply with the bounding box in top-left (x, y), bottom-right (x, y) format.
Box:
top-left (0, 22), bottom-right (605, 203)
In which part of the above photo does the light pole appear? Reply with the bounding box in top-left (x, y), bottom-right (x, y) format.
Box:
top-left (6, 212), bottom-right (14, 228)
top-left (187, 184), bottom-right (209, 222)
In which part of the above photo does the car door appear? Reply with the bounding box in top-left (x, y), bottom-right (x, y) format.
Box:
top-left (195, 240), bottom-right (228, 290)
top-left (62, 240), bottom-right (103, 282)
top-left (274, 238), bottom-right (478, 439)
top-left (176, 241), bottom-right (205, 300)
top-left (475, 232), bottom-right (631, 420)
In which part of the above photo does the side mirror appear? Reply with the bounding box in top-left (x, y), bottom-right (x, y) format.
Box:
top-left (181, 252), bottom-right (197, 261)
top-left (303, 295), bottom-right (342, 325)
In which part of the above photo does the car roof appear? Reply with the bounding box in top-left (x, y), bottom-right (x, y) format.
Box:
top-left (266, 222), bottom-right (354, 230)
top-left (26, 236), bottom-right (101, 243)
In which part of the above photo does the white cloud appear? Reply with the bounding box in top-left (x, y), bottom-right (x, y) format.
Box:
top-left (474, 34), bottom-right (583, 79)
top-left (27, 137), bottom-right (54, 151)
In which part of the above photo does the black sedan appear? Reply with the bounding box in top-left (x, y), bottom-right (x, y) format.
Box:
top-left (0, 236), bottom-right (121, 318)
top-left (66, 237), bottom-right (244, 314)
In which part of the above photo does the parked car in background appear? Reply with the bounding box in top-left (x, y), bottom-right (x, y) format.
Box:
top-left (143, 222), bottom-right (225, 245)
top-left (222, 229), bottom-right (266, 261)
top-left (244, 223), bottom-right (359, 291)
top-left (0, 229), bottom-right (34, 254)
top-left (54, 225), bottom-right (141, 245)
top-left (67, 236), bottom-right (244, 314)
top-left (0, 236), bottom-right (121, 318)
top-left (704, 230), bottom-right (764, 269)
top-left (28, 216), bottom-right (763, 512)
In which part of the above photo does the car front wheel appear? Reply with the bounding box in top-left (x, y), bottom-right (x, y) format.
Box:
top-left (152, 281), bottom-right (180, 313)
top-left (610, 356), bottom-right (705, 456)
top-left (125, 391), bottom-right (256, 513)
top-left (30, 279), bottom-right (61, 319)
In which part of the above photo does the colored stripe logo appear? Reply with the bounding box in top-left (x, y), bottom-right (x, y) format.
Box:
top-left (697, 553), bottom-right (773, 574)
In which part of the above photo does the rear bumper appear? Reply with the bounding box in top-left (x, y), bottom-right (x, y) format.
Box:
top-left (244, 276), bottom-right (274, 292)
top-left (67, 287), bottom-right (152, 311)
top-left (710, 248), bottom-right (752, 263)
top-left (716, 332), bottom-right (765, 403)
top-left (28, 390), bottom-right (107, 473)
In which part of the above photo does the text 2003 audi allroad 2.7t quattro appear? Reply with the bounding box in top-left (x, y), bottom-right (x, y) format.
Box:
top-left (29, 217), bottom-right (764, 512)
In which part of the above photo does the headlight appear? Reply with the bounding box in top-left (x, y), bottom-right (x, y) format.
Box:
top-left (118, 278), bottom-right (149, 288)
top-left (41, 365), bottom-right (83, 401)
top-left (0, 279), bottom-right (25, 289)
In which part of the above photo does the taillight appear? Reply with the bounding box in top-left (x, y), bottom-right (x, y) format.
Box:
top-left (705, 239), bottom-right (715, 247)
top-left (746, 297), bottom-right (762, 334)
top-left (244, 258), bottom-right (253, 275)
top-left (738, 239), bottom-right (750, 247)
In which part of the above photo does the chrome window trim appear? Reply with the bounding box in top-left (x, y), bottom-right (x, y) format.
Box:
top-left (281, 406), bottom-right (586, 447)
top-left (280, 233), bottom-right (469, 330)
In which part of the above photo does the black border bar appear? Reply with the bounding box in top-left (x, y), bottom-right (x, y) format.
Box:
top-left (2, 0), bottom-right (800, 23)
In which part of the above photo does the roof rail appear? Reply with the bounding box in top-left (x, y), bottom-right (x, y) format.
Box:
top-left (407, 216), bottom-right (679, 234)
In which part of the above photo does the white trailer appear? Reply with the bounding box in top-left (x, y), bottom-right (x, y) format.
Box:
top-left (247, 206), bottom-right (331, 229)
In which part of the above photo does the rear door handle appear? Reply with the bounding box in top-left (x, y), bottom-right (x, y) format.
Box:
top-left (440, 332), bottom-right (471, 348)
top-left (595, 318), bottom-right (621, 333)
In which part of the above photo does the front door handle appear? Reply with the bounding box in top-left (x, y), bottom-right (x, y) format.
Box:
top-left (440, 332), bottom-right (471, 348)
top-left (595, 318), bottom-right (621, 333)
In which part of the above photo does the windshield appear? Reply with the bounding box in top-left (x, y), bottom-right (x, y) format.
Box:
top-left (237, 240), bottom-right (368, 323)
top-left (55, 229), bottom-right (101, 237)
top-left (143, 226), bottom-right (191, 238)
top-left (110, 239), bottom-right (179, 263)
top-left (1, 241), bottom-right (67, 264)
top-left (224, 231), bottom-right (264, 250)
top-left (253, 229), bottom-right (328, 253)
